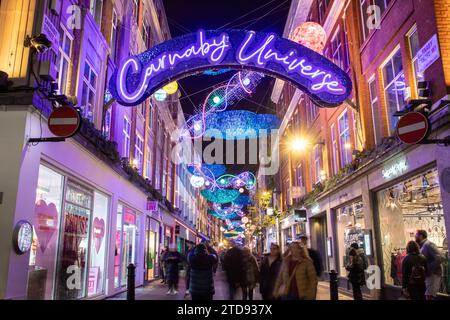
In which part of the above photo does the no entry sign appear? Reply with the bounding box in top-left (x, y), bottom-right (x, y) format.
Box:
top-left (396, 111), bottom-right (429, 144)
top-left (48, 106), bottom-right (81, 138)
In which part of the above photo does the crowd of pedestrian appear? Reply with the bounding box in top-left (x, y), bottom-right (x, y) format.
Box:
top-left (156, 228), bottom-right (445, 301)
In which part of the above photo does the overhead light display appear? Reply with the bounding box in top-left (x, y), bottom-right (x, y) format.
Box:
top-left (190, 175), bottom-right (205, 188)
top-left (233, 194), bottom-right (252, 206)
top-left (201, 189), bottom-right (240, 204)
top-left (202, 110), bottom-right (281, 140)
top-left (216, 171), bottom-right (256, 190)
top-left (187, 163), bottom-right (227, 178)
top-left (163, 81), bottom-right (178, 94)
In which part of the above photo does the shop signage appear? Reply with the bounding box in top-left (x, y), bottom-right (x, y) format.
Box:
top-left (146, 200), bottom-right (158, 211)
top-left (294, 209), bottom-right (307, 222)
top-left (327, 237), bottom-right (333, 257)
top-left (48, 106), bottom-right (81, 138)
top-left (12, 220), bottom-right (33, 255)
top-left (382, 158), bottom-right (408, 180)
top-left (417, 34), bottom-right (440, 73)
top-left (124, 208), bottom-right (136, 225)
top-left (311, 204), bottom-right (320, 215)
top-left (363, 230), bottom-right (373, 257)
top-left (109, 29), bottom-right (352, 107)
top-left (396, 111), bottom-right (430, 145)
top-left (88, 267), bottom-right (99, 295)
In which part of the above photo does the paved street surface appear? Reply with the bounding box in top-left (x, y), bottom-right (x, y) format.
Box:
top-left (108, 271), bottom-right (353, 300)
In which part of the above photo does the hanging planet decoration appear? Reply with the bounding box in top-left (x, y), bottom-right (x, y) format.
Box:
top-left (154, 88), bottom-right (167, 101)
top-left (201, 189), bottom-right (240, 204)
top-left (163, 81), bottom-right (178, 94)
top-left (190, 175), bottom-right (205, 188)
top-left (291, 22), bottom-right (327, 53)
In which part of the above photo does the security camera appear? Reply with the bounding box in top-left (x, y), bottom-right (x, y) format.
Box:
top-left (24, 34), bottom-right (52, 53)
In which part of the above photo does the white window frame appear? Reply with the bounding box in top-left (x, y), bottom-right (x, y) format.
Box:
top-left (123, 116), bottom-right (131, 157)
top-left (145, 145), bottom-right (152, 180)
top-left (331, 124), bottom-right (339, 174)
top-left (407, 26), bottom-right (424, 97)
top-left (57, 25), bottom-right (72, 95)
top-left (368, 75), bottom-right (381, 145)
top-left (331, 28), bottom-right (343, 69)
top-left (338, 109), bottom-right (352, 167)
top-left (81, 61), bottom-right (97, 122)
top-left (89, 0), bottom-right (103, 27)
top-left (111, 8), bottom-right (118, 60)
top-left (134, 133), bottom-right (144, 172)
top-left (381, 47), bottom-right (405, 134)
top-left (313, 144), bottom-right (321, 184)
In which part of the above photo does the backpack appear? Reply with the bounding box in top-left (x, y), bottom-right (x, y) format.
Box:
top-left (409, 265), bottom-right (426, 285)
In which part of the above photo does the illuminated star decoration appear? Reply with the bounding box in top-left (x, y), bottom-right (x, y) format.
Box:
top-left (201, 189), bottom-right (240, 204)
top-left (202, 110), bottom-right (281, 140)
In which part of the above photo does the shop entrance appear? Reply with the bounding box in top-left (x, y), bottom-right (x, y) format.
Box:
top-left (310, 214), bottom-right (328, 274)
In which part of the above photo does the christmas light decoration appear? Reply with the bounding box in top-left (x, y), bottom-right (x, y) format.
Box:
top-left (202, 110), bottom-right (281, 140)
top-left (291, 22), bottom-right (327, 53)
top-left (190, 175), bottom-right (205, 188)
top-left (201, 189), bottom-right (240, 204)
top-left (187, 163), bottom-right (227, 177)
top-left (216, 171), bottom-right (256, 190)
top-left (154, 89), bottom-right (167, 101)
top-left (233, 195), bottom-right (252, 206)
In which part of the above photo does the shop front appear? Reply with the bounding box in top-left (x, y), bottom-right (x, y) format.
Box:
top-left (374, 166), bottom-right (449, 296)
top-left (114, 204), bottom-right (141, 289)
top-left (27, 163), bottom-right (110, 300)
top-left (144, 216), bottom-right (160, 282)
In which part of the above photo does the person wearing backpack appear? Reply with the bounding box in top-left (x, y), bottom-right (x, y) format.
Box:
top-left (402, 240), bottom-right (427, 300)
top-left (345, 243), bottom-right (367, 300)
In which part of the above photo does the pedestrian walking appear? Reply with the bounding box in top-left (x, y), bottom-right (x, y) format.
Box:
top-left (188, 243), bottom-right (217, 301)
top-left (401, 240), bottom-right (427, 300)
top-left (159, 247), bottom-right (168, 284)
top-left (299, 234), bottom-right (323, 277)
top-left (273, 242), bottom-right (317, 300)
top-left (164, 244), bottom-right (182, 295)
top-left (345, 243), bottom-right (368, 300)
top-left (259, 243), bottom-right (282, 300)
top-left (203, 240), bottom-right (218, 273)
top-left (184, 242), bottom-right (195, 298)
top-left (222, 244), bottom-right (244, 300)
top-left (241, 247), bottom-right (259, 300)
top-left (415, 229), bottom-right (446, 299)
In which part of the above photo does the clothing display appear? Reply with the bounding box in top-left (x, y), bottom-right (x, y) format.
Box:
top-left (390, 249), bottom-right (406, 286)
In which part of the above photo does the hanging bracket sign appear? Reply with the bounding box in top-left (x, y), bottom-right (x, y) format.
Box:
top-left (109, 29), bottom-right (352, 107)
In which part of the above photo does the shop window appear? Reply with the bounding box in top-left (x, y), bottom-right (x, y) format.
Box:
top-left (81, 62), bottom-right (97, 123)
top-left (368, 76), bottom-right (383, 145)
top-left (382, 49), bottom-right (405, 133)
top-left (377, 168), bottom-right (448, 293)
top-left (54, 181), bottom-right (93, 300)
top-left (57, 26), bottom-right (72, 95)
top-left (336, 200), bottom-right (365, 276)
top-left (28, 165), bottom-right (64, 300)
top-left (88, 192), bottom-right (109, 297)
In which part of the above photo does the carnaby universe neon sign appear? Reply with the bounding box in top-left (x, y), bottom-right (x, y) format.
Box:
top-left (109, 29), bottom-right (352, 107)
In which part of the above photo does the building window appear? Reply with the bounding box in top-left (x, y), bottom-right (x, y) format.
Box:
top-left (57, 27), bottom-right (72, 95)
top-left (368, 76), bottom-right (382, 145)
top-left (295, 164), bottom-right (304, 188)
top-left (143, 18), bottom-right (151, 48)
top-left (111, 8), bottom-right (118, 61)
top-left (360, 0), bottom-right (392, 41)
top-left (134, 133), bottom-right (144, 172)
top-left (89, 0), bottom-right (103, 27)
top-left (81, 62), bottom-right (97, 122)
top-left (343, 20), bottom-right (351, 70)
top-left (331, 124), bottom-right (339, 175)
top-left (331, 29), bottom-right (343, 69)
top-left (382, 49), bottom-right (405, 133)
top-left (103, 107), bottom-right (112, 140)
top-left (133, 0), bottom-right (139, 20)
top-left (145, 145), bottom-right (152, 180)
top-left (338, 110), bottom-right (352, 167)
top-left (313, 144), bottom-right (322, 184)
top-left (123, 116), bottom-right (131, 157)
top-left (306, 98), bottom-right (319, 126)
top-left (408, 27), bottom-right (425, 96)
top-left (148, 103), bottom-right (154, 130)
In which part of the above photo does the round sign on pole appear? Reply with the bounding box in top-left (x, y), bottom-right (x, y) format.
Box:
top-left (48, 106), bottom-right (81, 138)
top-left (396, 111), bottom-right (430, 145)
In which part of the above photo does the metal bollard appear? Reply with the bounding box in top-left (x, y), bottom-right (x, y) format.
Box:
top-left (329, 270), bottom-right (339, 301)
top-left (127, 263), bottom-right (136, 300)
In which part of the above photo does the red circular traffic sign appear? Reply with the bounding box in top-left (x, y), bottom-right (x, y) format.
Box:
top-left (396, 111), bottom-right (429, 145)
top-left (48, 106), bottom-right (81, 137)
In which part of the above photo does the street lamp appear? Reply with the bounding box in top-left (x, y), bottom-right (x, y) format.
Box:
top-left (290, 137), bottom-right (310, 152)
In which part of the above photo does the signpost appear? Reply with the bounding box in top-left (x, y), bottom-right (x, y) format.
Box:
top-left (396, 111), bottom-right (429, 145)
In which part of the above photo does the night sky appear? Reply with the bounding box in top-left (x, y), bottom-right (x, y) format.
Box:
top-left (162, 0), bottom-right (292, 172)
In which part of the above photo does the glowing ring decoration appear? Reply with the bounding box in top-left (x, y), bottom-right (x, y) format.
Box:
top-left (110, 29), bottom-right (352, 107)
top-left (216, 171), bottom-right (256, 190)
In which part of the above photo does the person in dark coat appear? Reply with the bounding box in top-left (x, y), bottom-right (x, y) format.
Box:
top-left (222, 244), bottom-right (244, 300)
top-left (241, 247), bottom-right (260, 300)
top-left (188, 243), bottom-right (217, 300)
top-left (259, 243), bottom-right (282, 300)
top-left (345, 243), bottom-right (367, 300)
top-left (164, 244), bottom-right (182, 295)
top-left (299, 235), bottom-right (323, 277)
top-left (202, 240), bottom-right (218, 273)
top-left (402, 240), bottom-right (427, 300)
top-left (184, 243), bottom-right (195, 298)
top-left (159, 247), bottom-right (168, 283)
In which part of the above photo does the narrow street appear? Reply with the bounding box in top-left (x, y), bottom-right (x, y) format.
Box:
top-left (108, 271), bottom-right (353, 300)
